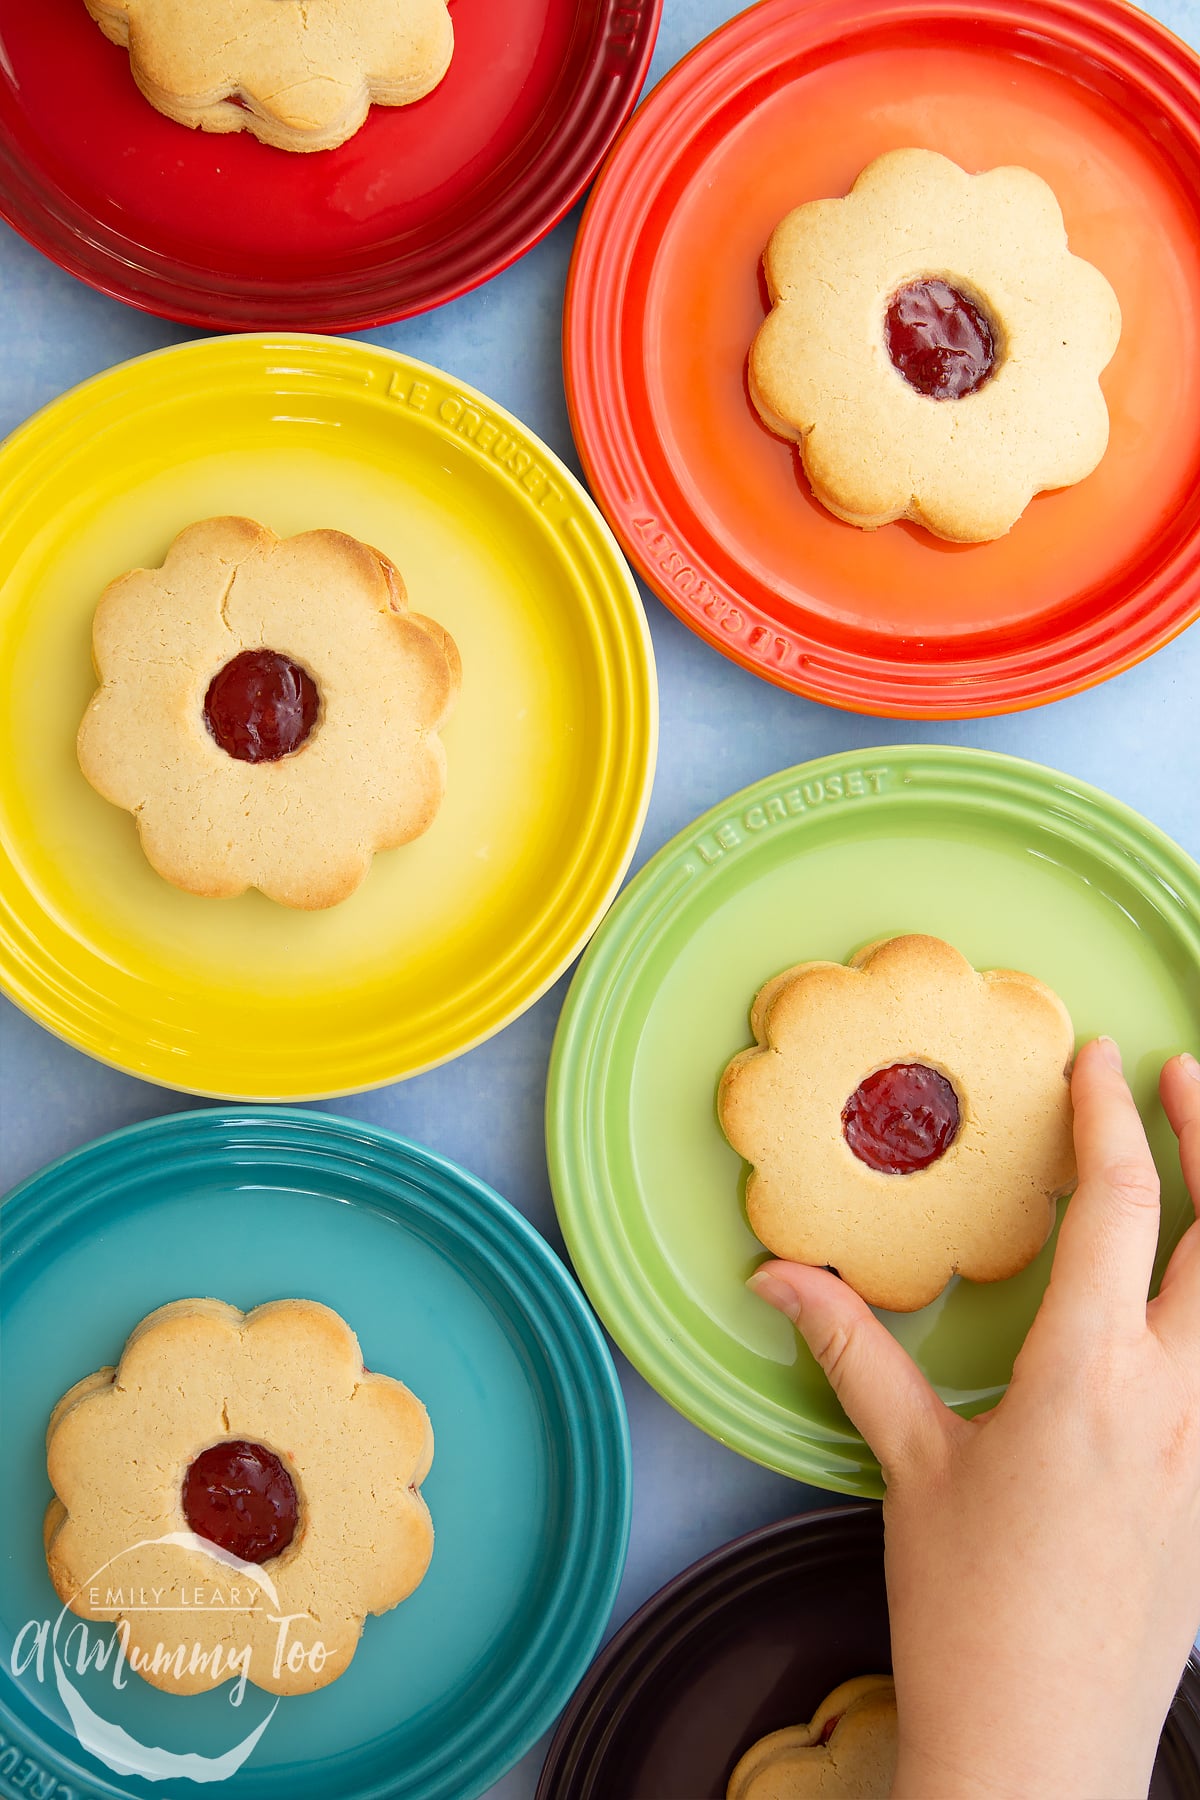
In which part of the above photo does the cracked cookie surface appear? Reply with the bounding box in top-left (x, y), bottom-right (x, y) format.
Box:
top-left (77, 515), bottom-right (461, 909)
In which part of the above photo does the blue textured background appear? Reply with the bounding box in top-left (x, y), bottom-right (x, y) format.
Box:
top-left (2, 0), bottom-right (1199, 1793)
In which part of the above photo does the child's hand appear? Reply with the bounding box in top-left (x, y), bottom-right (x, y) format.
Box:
top-left (748, 1039), bottom-right (1200, 1800)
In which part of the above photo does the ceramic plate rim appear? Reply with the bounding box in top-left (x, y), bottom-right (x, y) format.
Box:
top-left (535, 1504), bottom-right (885, 1799)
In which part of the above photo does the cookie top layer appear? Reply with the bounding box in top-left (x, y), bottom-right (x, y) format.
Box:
top-left (44, 1297), bottom-right (434, 1696)
top-left (84, 0), bottom-right (454, 152)
top-left (727, 1676), bottom-right (898, 1800)
top-left (718, 935), bottom-right (1077, 1313)
top-left (749, 148), bottom-right (1121, 542)
top-left (77, 516), bottom-right (461, 909)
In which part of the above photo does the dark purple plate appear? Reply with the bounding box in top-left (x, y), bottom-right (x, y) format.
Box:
top-left (537, 1505), bottom-right (1200, 1800)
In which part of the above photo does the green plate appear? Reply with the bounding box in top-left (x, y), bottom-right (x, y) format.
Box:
top-left (547, 746), bottom-right (1200, 1497)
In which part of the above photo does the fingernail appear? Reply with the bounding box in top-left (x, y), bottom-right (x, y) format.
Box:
top-left (1181, 1052), bottom-right (1200, 1083)
top-left (1097, 1036), bottom-right (1123, 1071)
top-left (746, 1269), bottom-right (801, 1322)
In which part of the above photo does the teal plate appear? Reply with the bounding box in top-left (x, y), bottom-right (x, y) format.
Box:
top-left (0, 1110), bottom-right (631, 1800)
top-left (547, 745), bottom-right (1200, 1498)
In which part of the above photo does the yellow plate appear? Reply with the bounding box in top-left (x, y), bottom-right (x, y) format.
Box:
top-left (0, 336), bottom-right (657, 1099)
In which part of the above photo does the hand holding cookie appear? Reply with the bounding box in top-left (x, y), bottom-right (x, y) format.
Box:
top-left (719, 935), bottom-right (1076, 1312)
top-left (749, 1041), bottom-right (1200, 1799)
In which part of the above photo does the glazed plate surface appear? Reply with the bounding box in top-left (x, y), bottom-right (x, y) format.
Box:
top-left (0, 1110), bottom-right (631, 1800)
top-left (549, 746), bottom-right (1200, 1493)
top-left (0, 334), bottom-right (656, 1098)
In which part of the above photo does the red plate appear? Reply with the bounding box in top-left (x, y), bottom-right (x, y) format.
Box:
top-left (0, 0), bottom-right (660, 331)
top-left (564, 0), bottom-right (1200, 717)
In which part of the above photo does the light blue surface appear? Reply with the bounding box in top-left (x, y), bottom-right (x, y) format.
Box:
top-left (3, 2), bottom-right (1200, 1796)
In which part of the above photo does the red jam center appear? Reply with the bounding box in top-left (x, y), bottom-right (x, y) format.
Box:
top-left (842, 1063), bottom-right (961, 1174)
top-left (820, 1713), bottom-right (842, 1745)
top-left (183, 1440), bottom-right (298, 1563)
top-left (203, 649), bottom-right (319, 763)
top-left (885, 280), bottom-right (996, 400)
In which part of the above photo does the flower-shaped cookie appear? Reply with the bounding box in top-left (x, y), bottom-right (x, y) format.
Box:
top-left (718, 935), bottom-right (1076, 1313)
top-left (727, 1677), bottom-right (898, 1800)
top-left (44, 1299), bottom-right (434, 1697)
top-left (84, 0), bottom-right (454, 152)
top-left (749, 149), bottom-right (1122, 542)
top-left (77, 516), bottom-right (461, 909)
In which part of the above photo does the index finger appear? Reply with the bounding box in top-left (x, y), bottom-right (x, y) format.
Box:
top-left (1041, 1037), bottom-right (1160, 1337)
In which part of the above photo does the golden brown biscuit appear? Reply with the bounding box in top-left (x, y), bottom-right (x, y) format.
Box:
top-left (44, 1298), bottom-right (433, 1697)
top-left (749, 148), bottom-right (1121, 542)
top-left (727, 1677), bottom-right (898, 1800)
top-left (77, 516), bottom-right (461, 909)
top-left (718, 935), bottom-right (1076, 1312)
top-left (84, 0), bottom-right (454, 152)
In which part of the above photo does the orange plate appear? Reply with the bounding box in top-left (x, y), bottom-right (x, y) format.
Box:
top-left (565, 0), bottom-right (1200, 717)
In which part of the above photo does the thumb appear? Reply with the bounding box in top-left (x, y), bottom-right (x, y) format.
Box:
top-left (748, 1261), bottom-right (951, 1480)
